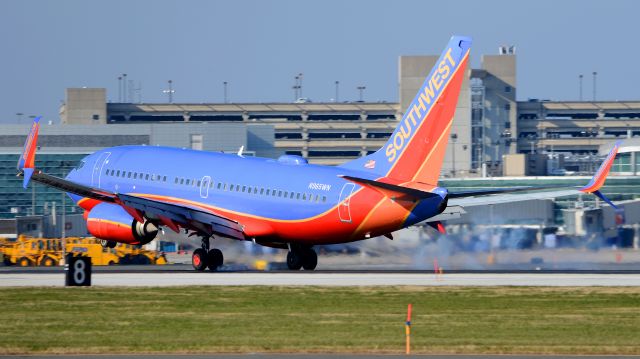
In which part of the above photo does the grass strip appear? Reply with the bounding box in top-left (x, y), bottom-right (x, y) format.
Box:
top-left (0, 286), bottom-right (639, 354)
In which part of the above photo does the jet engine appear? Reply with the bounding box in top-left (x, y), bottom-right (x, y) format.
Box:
top-left (86, 203), bottom-right (158, 245)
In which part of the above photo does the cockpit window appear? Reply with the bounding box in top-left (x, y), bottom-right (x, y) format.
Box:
top-left (75, 161), bottom-right (86, 171)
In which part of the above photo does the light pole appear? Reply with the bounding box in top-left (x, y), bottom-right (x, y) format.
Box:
top-left (16, 112), bottom-right (24, 123)
top-left (592, 71), bottom-right (597, 101)
top-left (293, 75), bottom-right (301, 101)
top-left (122, 73), bottom-right (128, 102)
top-left (579, 74), bottom-right (583, 101)
top-left (163, 80), bottom-right (175, 103)
top-left (357, 86), bottom-right (366, 102)
top-left (298, 73), bottom-right (303, 98)
top-left (335, 81), bottom-right (340, 102)
top-left (117, 76), bottom-right (122, 102)
top-left (223, 81), bottom-right (228, 103)
top-left (450, 133), bottom-right (458, 177)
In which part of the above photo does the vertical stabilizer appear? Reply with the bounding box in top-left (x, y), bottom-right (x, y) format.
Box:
top-left (340, 36), bottom-right (471, 184)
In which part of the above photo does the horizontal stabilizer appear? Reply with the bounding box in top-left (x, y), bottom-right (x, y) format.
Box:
top-left (339, 175), bottom-right (439, 201)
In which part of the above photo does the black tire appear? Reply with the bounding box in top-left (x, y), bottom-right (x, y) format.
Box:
top-left (100, 239), bottom-right (109, 248)
top-left (41, 256), bottom-right (56, 267)
top-left (286, 251), bottom-right (303, 270)
top-left (136, 254), bottom-right (151, 265)
top-left (17, 257), bottom-right (32, 267)
top-left (302, 248), bottom-right (318, 271)
top-left (108, 261), bottom-right (116, 266)
top-left (207, 249), bottom-right (224, 271)
top-left (107, 241), bottom-right (117, 249)
top-left (192, 248), bottom-right (208, 271)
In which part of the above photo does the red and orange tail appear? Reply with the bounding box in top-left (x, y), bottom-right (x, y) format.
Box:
top-left (340, 36), bottom-right (471, 185)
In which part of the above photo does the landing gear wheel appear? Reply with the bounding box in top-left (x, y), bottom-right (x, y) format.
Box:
top-left (207, 249), bottom-right (223, 271)
top-left (302, 248), bottom-right (318, 270)
top-left (286, 251), bottom-right (303, 270)
top-left (192, 248), bottom-right (208, 271)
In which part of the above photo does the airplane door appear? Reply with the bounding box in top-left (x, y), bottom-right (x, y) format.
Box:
top-left (91, 152), bottom-right (111, 188)
top-left (200, 176), bottom-right (211, 198)
top-left (338, 183), bottom-right (355, 223)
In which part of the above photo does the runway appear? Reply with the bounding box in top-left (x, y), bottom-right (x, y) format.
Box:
top-left (2, 271), bottom-right (640, 287)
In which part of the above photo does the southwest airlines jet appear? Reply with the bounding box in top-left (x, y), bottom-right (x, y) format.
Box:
top-left (17, 36), bottom-right (620, 271)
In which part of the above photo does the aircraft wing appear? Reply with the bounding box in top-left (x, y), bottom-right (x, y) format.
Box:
top-left (16, 117), bottom-right (245, 241)
top-left (445, 140), bottom-right (621, 209)
top-left (117, 194), bottom-right (244, 240)
top-left (448, 189), bottom-right (580, 207)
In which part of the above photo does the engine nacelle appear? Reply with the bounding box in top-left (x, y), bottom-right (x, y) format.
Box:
top-left (86, 203), bottom-right (158, 245)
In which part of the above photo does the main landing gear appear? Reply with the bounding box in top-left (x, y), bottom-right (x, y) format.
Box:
top-left (192, 236), bottom-right (224, 272)
top-left (286, 246), bottom-right (317, 271)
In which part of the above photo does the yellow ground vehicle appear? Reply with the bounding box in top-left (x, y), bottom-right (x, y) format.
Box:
top-left (1, 236), bottom-right (60, 266)
top-left (1, 236), bottom-right (167, 266)
top-left (115, 243), bottom-right (167, 265)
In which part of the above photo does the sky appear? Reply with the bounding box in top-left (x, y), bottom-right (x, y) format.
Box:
top-left (1, 0), bottom-right (638, 123)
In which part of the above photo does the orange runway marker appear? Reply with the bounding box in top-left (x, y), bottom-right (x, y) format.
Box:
top-left (405, 303), bottom-right (412, 355)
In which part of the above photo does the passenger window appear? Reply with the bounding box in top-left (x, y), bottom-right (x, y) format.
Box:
top-left (296, 193), bottom-right (301, 200)
top-left (315, 194), bottom-right (320, 202)
top-left (236, 185), bottom-right (241, 192)
top-left (180, 178), bottom-right (184, 185)
top-left (223, 183), bottom-right (227, 190)
top-left (127, 172), bottom-right (132, 178)
top-left (175, 177), bottom-right (179, 184)
top-left (229, 184), bottom-right (234, 191)
top-left (197, 180), bottom-right (201, 187)
top-left (278, 190), bottom-right (282, 197)
top-left (193, 179), bottom-right (197, 187)
top-left (260, 188), bottom-right (265, 195)
top-left (217, 182), bottom-right (222, 189)
top-left (163, 176), bottom-right (167, 182)
top-left (116, 170), bottom-right (121, 176)
top-left (290, 192), bottom-right (294, 199)
top-left (242, 185), bottom-right (246, 192)
top-left (145, 174), bottom-right (150, 180)
top-left (302, 193), bottom-right (307, 200)
top-left (253, 187), bottom-right (258, 194)
top-left (322, 196), bottom-right (327, 203)
top-left (210, 181), bottom-right (214, 188)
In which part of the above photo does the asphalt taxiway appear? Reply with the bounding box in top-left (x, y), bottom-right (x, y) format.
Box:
top-left (1, 270), bottom-right (640, 287)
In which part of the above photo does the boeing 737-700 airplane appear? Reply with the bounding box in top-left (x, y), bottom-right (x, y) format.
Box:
top-left (16, 36), bottom-right (620, 271)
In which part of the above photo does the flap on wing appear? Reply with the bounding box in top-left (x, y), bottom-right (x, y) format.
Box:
top-left (118, 194), bottom-right (245, 241)
top-left (339, 175), bottom-right (440, 201)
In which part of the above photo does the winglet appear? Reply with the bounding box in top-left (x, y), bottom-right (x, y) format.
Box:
top-left (17, 116), bottom-right (41, 188)
top-left (580, 140), bottom-right (621, 194)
